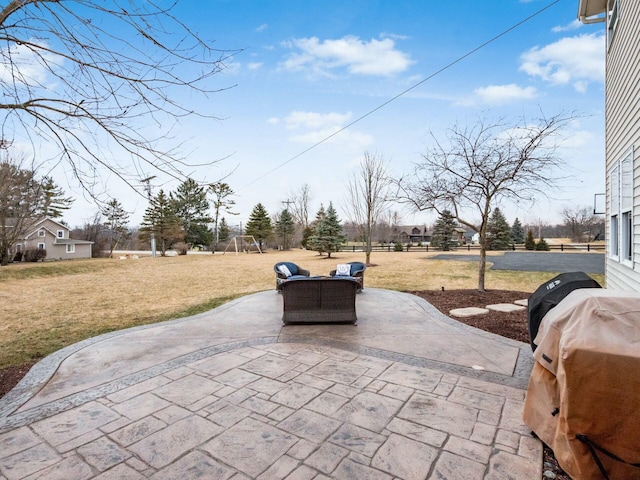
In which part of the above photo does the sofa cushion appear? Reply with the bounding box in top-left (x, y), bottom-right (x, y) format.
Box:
top-left (278, 264), bottom-right (293, 277)
top-left (335, 264), bottom-right (351, 276)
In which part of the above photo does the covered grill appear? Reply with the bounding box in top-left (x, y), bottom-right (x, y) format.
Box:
top-left (523, 288), bottom-right (640, 479)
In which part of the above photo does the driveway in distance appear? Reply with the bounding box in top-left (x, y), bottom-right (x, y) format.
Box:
top-left (431, 252), bottom-right (605, 274)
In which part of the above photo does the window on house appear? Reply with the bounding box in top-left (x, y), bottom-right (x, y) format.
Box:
top-left (607, 0), bottom-right (619, 49)
top-left (607, 0), bottom-right (618, 48)
top-left (610, 164), bottom-right (620, 259)
top-left (622, 211), bottom-right (633, 261)
top-left (37, 243), bottom-right (45, 250)
top-left (57, 230), bottom-right (64, 238)
top-left (621, 154), bottom-right (633, 264)
top-left (38, 230), bottom-right (45, 237)
top-left (66, 244), bottom-right (75, 254)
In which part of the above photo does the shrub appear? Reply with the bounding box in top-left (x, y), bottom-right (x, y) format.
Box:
top-left (173, 242), bottom-right (189, 255)
top-left (24, 248), bottom-right (47, 262)
top-left (394, 242), bottom-right (404, 252)
top-left (524, 230), bottom-right (536, 251)
top-left (536, 237), bottom-right (550, 251)
top-left (13, 251), bottom-right (23, 262)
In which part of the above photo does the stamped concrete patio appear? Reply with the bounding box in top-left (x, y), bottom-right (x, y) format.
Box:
top-left (0, 288), bottom-right (539, 479)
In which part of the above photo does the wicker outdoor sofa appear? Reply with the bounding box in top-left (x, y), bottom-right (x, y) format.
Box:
top-left (281, 277), bottom-right (360, 325)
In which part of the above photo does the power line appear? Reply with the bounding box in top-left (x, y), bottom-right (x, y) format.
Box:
top-left (240, 0), bottom-right (560, 190)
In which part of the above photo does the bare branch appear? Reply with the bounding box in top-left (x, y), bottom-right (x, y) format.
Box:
top-left (0, 0), bottom-right (240, 199)
top-left (395, 113), bottom-right (575, 290)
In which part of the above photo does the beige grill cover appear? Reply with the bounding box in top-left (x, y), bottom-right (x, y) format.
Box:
top-left (523, 289), bottom-right (640, 479)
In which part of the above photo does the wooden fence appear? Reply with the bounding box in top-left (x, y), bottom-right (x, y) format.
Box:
top-left (341, 243), bottom-right (606, 253)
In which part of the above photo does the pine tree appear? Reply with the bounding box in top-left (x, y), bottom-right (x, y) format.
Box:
top-left (511, 217), bottom-right (525, 244)
top-left (487, 208), bottom-right (512, 250)
top-left (171, 178), bottom-right (212, 249)
top-left (308, 204), bottom-right (326, 254)
top-left (274, 209), bottom-right (295, 250)
top-left (245, 203), bottom-right (273, 249)
top-left (525, 229), bottom-right (536, 250)
top-left (39, 177), bottom-right (74, 218)
top-left (310, 202), bottom-right (346, 258)
top-left (301, 225), bottom-right (314, 250)
top-left (218, 217), bottom-right (230, 243)
top-left (431, 210), bottom-right (458, 251)
top-left (536, 236), bottom-right (550, 251)
top-left (101, 199), bottom-right (130, 257)
top-left (140, 189), bottom-right (184, 256)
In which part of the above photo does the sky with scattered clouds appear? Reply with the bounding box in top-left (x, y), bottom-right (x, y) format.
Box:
top-left (53, 0), bottom-right (606, 230)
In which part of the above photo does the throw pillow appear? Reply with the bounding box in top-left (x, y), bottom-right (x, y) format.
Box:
top-left (278, 264), bottom-right (293, 277)
top-left (336, 264), bottom-right (351, 276)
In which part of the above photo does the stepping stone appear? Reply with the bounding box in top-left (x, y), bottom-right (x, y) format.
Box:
top-left (514, 299), bottom-right (528, 307)
top-left (486, 303), bottom-right (526, 313)
top-left (449, 307), bottom-right (489, 318)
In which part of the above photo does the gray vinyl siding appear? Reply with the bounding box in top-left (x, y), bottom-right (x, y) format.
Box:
top-left (605, 0), bottom-right (640, 290)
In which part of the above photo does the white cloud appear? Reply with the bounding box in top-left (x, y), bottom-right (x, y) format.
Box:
top-left (0, 40), bottom-right (61, 85)
top-left (551, 19), bottom-right (582, 33)
top-left (277, 110), bottom-right (373, 150)
top-left (256, 23), bottom-right (268, 33)
top-left (459, 83), bottom-right (538, 106)
top-left (519, 33), bottom-right (605, 92)
top-left (247, 62), bottom-right (263, 70)
top-left (284, 111), bottom-right (352, 130)
top-left (280, 35), bottom-right (413, 77)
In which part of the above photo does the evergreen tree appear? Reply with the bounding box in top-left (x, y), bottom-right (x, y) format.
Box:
top-left (431, 209), bottom-right (458, 251)
top-left (39, 177), bottom-right (74, 218)
top-left (218, 217), bottom-right (230, 243)
top-left (308, 204), bottom-right (326, 254)
top-left (511, 217), bottom-right (525, 244)
top-left (140, 189), bottom-right (184, 256)
top-left (245, 203), bottom-right (273, 249)
top-left (310, 202), bottom-right (346, 258)
top-left (536, 236), bottom-right (550, 251)
top-left (301, 225), bottom-right (314, 250)
top-left (525, 229), bottom-right (536, 250)
top-left (101, 199), bottom-right (130, 257)
top-left (487, 208), bottom-right (512, 250)
top-left (171, 178), bottom-right (212, 249)
top-left (274, 209), bottom-right (295, 250)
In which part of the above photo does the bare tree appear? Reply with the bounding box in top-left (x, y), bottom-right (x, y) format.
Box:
top-left (289, 184), bottom-right (312, 229)
top-left (209, 182), bottom-right (238, 249)
top-left (346, 151), bottom-right (392, 265)
top-left (0, 156), bottom-right (42, 265)
top-left (562, 205), bottom-right (598, 242)
top-left (396, 114), bottom-right (573, 291)
top-left (0, 1), bottom-right (237, 197)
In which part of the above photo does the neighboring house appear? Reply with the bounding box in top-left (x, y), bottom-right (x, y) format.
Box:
top-left (578, 0), bottom-right (639, 290)
top-left (453, 227), bottom-right (467, 244)
top-left (16, 218), bottom-right (93, 261)
top-left (393, 225), bottom-right (432, 244)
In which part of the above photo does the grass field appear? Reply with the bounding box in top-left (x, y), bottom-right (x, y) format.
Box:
top-left (0, 249), bottom-right (604, 370)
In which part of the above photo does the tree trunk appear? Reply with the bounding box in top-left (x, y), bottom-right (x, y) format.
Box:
top-left (478, 245), bottom-right (486, 292)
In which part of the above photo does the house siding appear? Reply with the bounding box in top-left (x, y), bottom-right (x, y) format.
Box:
top-left (21, 218), bottom-right (93, 261)
top-left (605, 0), bottom-right (640, 290)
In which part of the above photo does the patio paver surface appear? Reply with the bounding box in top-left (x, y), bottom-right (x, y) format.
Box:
top-left (0, 288), bottom-right (540, 479)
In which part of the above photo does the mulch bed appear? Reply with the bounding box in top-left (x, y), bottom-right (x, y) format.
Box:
top-left (0, 289), bottom-right (570, 479)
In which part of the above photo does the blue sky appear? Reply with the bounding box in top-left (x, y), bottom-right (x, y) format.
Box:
top-left (58, 0), bottom-right (606, 230)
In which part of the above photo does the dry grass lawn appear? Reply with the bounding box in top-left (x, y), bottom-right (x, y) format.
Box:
top-left (0, 249), bottom-right (604, 369)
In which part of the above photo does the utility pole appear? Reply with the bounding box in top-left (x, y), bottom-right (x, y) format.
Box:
top-left (142, 176), bottom-right (157, 258)
top-left (282, 199), bottom-right (293, 211)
